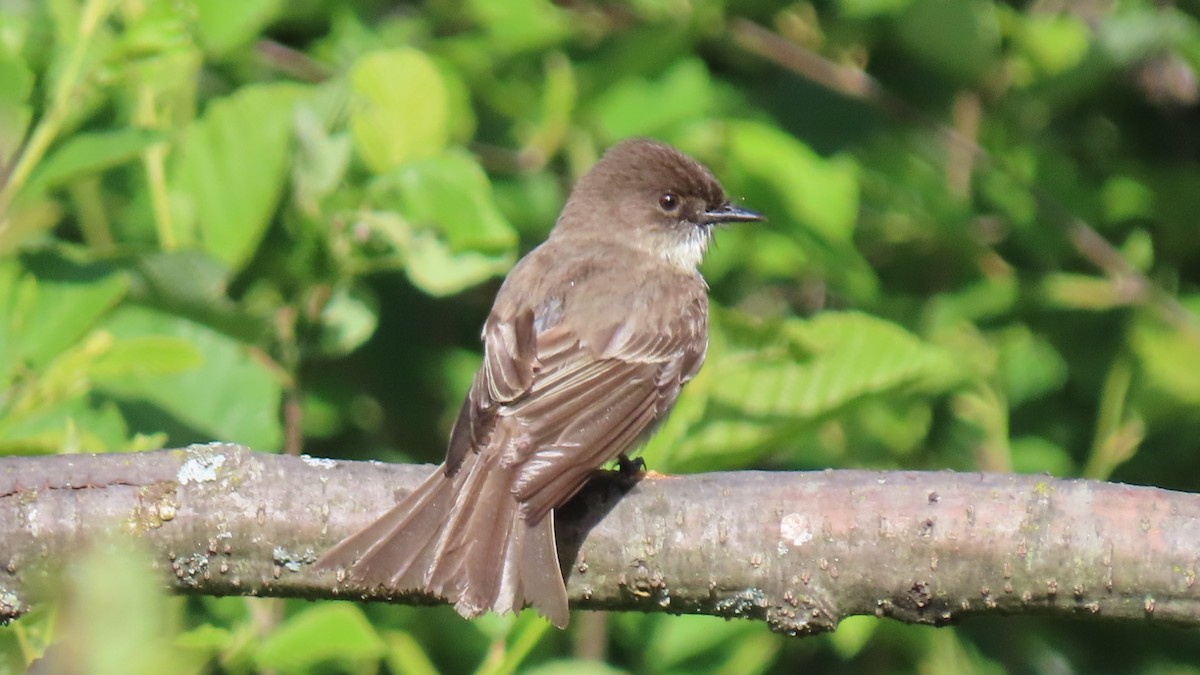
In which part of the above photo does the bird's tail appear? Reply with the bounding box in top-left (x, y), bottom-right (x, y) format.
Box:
top-left (316, 451), bottom-right (570, 628)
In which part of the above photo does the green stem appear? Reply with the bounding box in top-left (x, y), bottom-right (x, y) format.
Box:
top-left (136, 85), bottom-right (176, 249)
top-left (68, 176), bottom-right (114, 251)
top-left (0, 0), bottom-right (116, 219)
top-left (1083, 354), bottom-right (1135, 480)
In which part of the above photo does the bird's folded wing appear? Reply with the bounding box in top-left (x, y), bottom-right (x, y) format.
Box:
top-left (505, 316), bottom-right (706, 523)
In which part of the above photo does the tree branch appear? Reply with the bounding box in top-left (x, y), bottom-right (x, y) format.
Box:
top-left (3, 443), bottom-right (1199, 634)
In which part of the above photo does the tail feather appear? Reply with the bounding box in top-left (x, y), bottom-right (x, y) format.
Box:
top-left (519, 511), bottom-right (570, 627)
top-left (317, 452), bottom-right (570, 627)
top-left (317, 468), bottom-right (456, 591)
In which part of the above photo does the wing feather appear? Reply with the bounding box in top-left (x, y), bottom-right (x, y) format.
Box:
top-left (448, 278), bottom-right (707, 524)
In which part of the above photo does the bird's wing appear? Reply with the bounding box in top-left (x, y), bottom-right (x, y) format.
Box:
top-left (504, 300), bottom-right (707, 524)
top-left (445, 308), bottom-right (538, 474)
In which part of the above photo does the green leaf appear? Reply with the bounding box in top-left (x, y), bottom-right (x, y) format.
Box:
top-left (588, 58), bottom-right (713, 141)
top-left (383, 630), bottom-right (441, 675)
top-left (646, 614), bottom-right (762, 670)
top-left (124, 250), bottom-right (273, 345)
top-left (520, 661), bottom-right (627, 675)
top-left (1018, 14), bottom-right (1091, 76)
top-left (466, 0), bottom-right (574, 55)
top-left (27, 128), bottom-right (166, 194)
top-left (399, 221), bottom-right (516, 296)
top-left (95, 305), bottom-right (283, 450)
top-left (1101, 175), bottom-right (1155, 223)
top-left (836, 0), bottom-right (914, 18)
top-left (0, 252), bottom-right (127, 385)
top-left (254, 603), bottom-right (385, 672)
top-left (647, 311), bottom-right (963, 470)
top-left (357, 152), bottom-right (520, 296)
top-left (89, 335), bottom-right (203, 380)
top-left (292, 103), bottom-right (353, 216)
top-left (194, 0), bottom-right (285, 56)
top-left (474, 612), bottom-right (553, 675)
top-left (317, 284), bottom-right (379, 357)
top-left (373, 152), bottom-right (518, 253)
top-left (174, 623), bottom-right (230, 652)
top-left (0, 48), bottom-right (33, 165)
top-left (896, 0), bottom-right (1001, 83)
top-left (726, 121), bottom-right (858, 248)
top-left (45, 542), bottom-right (201, 675)
top-left (1131, 306), bottom-right (1200, 408)
top-left (995, 325), bottom-right (1068, 407)
top-left (171, 83), bottom-right (309, 272)
top-left (0, 394), bottom-right (138, 455)
top-left (349, 48), bottom-right (451, 172)
top-left (1010, 435), bottom-right (1074, 475)
top-left (828, 615), bottom-right (880, 659)
top-left (715, 120), bottom-right (877, 300)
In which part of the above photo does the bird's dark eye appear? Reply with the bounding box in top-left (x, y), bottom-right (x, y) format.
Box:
top-left (658, 192), bottom-right (680, 212)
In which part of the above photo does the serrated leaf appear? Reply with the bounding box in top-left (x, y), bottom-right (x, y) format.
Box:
top-left (350, 49), bottom-right (450, 172)
top-left (171, 83), bottom-right (308, 272)
top-left (716, 120), bottom-right (877, 301)
top-left (648, 311), bottom-right (964, 470)
top-left (708, 311), bottom-right (961, 419)
top-left (254, 603), bottom-right (385, 672)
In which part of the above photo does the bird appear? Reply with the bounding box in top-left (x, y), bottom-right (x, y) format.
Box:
top-left (317, 138), bottom-right (763, 628)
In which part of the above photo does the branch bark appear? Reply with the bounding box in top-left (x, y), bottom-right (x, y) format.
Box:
top-left (3, 443), bottom-right (1199, 634)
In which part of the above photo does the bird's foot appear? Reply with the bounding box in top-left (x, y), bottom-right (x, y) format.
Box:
top-left (616, 454), bottom-right (646, 478)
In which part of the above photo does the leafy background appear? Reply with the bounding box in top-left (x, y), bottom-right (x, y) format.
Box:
top-left (2, 0), bottom-right (1200, 672)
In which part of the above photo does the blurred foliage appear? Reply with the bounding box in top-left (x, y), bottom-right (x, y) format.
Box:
top-left (2, 0), bottom-right (1200, 672)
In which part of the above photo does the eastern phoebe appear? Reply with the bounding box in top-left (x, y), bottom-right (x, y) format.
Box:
top-left (318, 138), bottom-right (762, 627)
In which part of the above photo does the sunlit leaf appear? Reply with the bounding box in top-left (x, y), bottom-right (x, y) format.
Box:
top-left (349, 48), bottom-right (451, 172)
top-left (375, 151), bottom-right (518, 253)
top-left (466, 0), bottom-right (574, 55)
top-left (588, 58), bottom-right (713, 141)
top-left (0, 49), bottom-right (33, 165)
top-left (254, 603), bottom-right (385, 672)
top-left (171, 83), bottom-right (309, 271)
top-left (317, 283), bottom-right (379, 357)
top-left (194, 0), bottom-right (284, 56)
top-left (27, 128), bottom-right (165, 194)
top-left (0, 252), bottom-right (127, 384)
top-left (95, 305), bottom-right (283, 450)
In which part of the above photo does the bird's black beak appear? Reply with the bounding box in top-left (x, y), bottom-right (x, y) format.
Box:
top-left (703, 202), bottom-right (765, 224)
